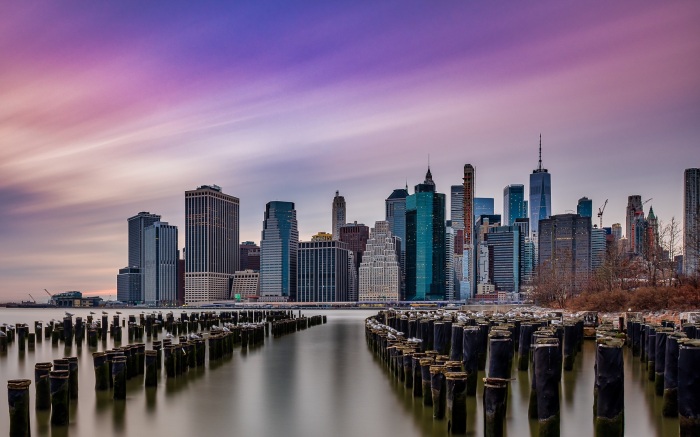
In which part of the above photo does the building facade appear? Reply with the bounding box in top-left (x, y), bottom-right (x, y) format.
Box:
top-left (591, 226), bottom-right (607, 271)
top-left (577, 197), bottom-right (593, 218)
top-left (462, 164), bottom-right (475, 299)
top-left (684, 168), bottom-right (700, 276)
top-left (185, 185), bottom-right (240, 303)
top-left (260, 201), bottom-right (298, 301)
top-left (332, 191), bottom-right (346, 241)
top-left (406, 168), bottom-right (446, 300)
top-left (386, 187), bottom-right (408, 298)
top-left (117, 267), bottom-right (141, 304)
top-left (297, 240), bottom-right (350, 302)
top-left (474, 197), bottom-right (495, 220)
top-left (118, 211), bottom-right (161, 303)
top-left (486, 226), bottom-right (522, 293)
top-left (239, 241), bottom-right (261, 271)
top-left (143, 221), bottom-right (179, 305)
top-left (358, 221), bottom-right (401, 302)
top-left (529, 136), bottom-right (552, 238)
top-left (450, 185), bottom-right (464, 230)
top-left (625, 195), bottom-right (644, 255)
top-left (231, 270), bottom-right (260, 301)
top-left (538, 214), bottom-right (592, 293)
top-left (503, 185), bottom-right (526, 226)
top-left (339, 222), bottom-right (370, 301)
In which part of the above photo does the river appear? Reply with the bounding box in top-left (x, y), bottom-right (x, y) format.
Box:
top-left (0, 308), bottom-right (678, 436)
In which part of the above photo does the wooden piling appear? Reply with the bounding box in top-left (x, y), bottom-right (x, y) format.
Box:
top-left (7, 379), bottom-right (31, 437)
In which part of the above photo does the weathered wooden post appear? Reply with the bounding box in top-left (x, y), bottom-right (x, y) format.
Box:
top-left (145, 350), bottom-right (158, 387)
top-left (431, 365), bottom-right (447, 419)
top-left (655, 328), bottom-right (671, 396)
top-left (595, 338), bottom-right (624, 437)
top-left (678, 339), bottom-right (700, 436)
top-left (446, 372), bottom-right (468, 434)
top-left (112, 355), bottom-right (127, 400)
top-left (66, 356), bottom-right (79, 399)
top-left (535, 340), bottom-right (562, 437)
top-left (7, 379), bottom-right (31, 437)
top-left (50, 370), bottom-right (70, 425)
top-left (462, 326), bottom-right (480, 396)
top-left (35, 362), bottom-right (53, 410)
top-left (483, 377), bottom-right (508, 437)
top-left (92, 352), bottom-right (109, 391)
top-left (663, 332), bottom-right (687, 417)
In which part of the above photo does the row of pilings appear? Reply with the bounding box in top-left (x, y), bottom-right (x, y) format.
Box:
top-left (622, 315), bottom-right (700, 437)
top-left (365, 309), bottom-right (700, 437)
top-left (3, 310), bottom-right (327, 436)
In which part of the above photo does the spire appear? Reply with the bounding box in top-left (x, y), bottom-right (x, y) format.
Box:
top-left (425, 166), bottom-right (434, 185)
top-left (648, 206), bottom-right (656, 219)
top-left (538, 133), bottom-right (542, 171)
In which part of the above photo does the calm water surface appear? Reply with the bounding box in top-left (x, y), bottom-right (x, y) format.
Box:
top-left (0, 308), bottom-right (679, 436)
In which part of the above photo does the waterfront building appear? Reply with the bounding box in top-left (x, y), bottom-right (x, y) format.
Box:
top-left (462, 164), bottom-right (475, 299)
top-left (230, 270), bottom-right (260, 301)
top-left (406, 168), bottom-right (447, 300)
top-left (239, 241), bottom-right (261, 271)
top-left (332, 191), bottom-right (346, 241)
top-left (386, 187), bottom-right (408, 297)
top-left (347, 252), bottom-right (358, 302)
top-left (577, 197), bottom-right (593, 218)
top-left (591, 226), bottom-right (607, 271)
top-left (185, 185), bottom-right (239, 303)
top-left (514, 218), bottom-right (533, 282)
top-left (538, 213), bottom-right (591, 293)
top-left (485, 226), bottom-right (522, 293)
top-left (117, 267), bottom-right (141, 304)
top-left (297, 240), bottom-right (350, 302)
top-left (260, 201), bottom-right (298, 302)
top-left (143, 221), bottom-right (178, 305)
top-left (684, 168), bottom-right (700, 276)
top-left (358, 221), bottom-right (401, 302)
top-left (474, 197), bottom-right (495, 220)
top-left (503, 185), bottom-right (526, 226)
top-left (626, 195), bottom-right (644, 255)
top-left (339, 222), bottom-right (370, 301)
top-left (529, 135), bottom-right (552, 238)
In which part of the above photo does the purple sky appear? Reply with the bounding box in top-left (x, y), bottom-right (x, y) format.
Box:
top-left (1, 1), bottom-right (699, 300)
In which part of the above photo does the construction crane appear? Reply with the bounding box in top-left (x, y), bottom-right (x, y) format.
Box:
top-left (44, 289), bottom-right (56, 306)
top-left (44, 289), bottom-right (53, 297)
top-left (643, 198), bottom-right (653, 206)
top-left (597, 199), bottom-right (608, 228)
top-left (28, 293), bottom-right (36, 303)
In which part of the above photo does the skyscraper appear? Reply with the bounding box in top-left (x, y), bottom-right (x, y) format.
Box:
top-left (239, 241), bottom-right (261, 271)
top-left (339, 222), bottom-right (370, 301)
top-left (406, 168), bottom-right (446, 300)
top-left (185, 185), bottom-right (239, 303)
top-left (684, 168), bottom-right (700, 276)
top-left (297, 240), bottom-right (350, 302)
top-left (260, 201), bottom-right (298, 301)
top-left (332, 191), bottom-right (346, 241)
top-left (538, 214), bottom-right (591, 293)
top-left (358, 221), bottom-right (401, 302)
top-left (117, 211), bottom-right (161, 303)
top-left (446, 226), bottom-right (455, 300)
top-left (503, 185), bottom-right (526, 226)
top-left (529, 135), bottom-right (552, 238)
top-left (386, 187), bottom-right (408, 296)
top-left (474, 197), bottom-right (494, 220)
top-left (462, 164), bottom-right (475, 299)
top-left (577, 197), bottom-right (593, 218)
top-left (143, 221), bottom-right (178, 305)
top-left (625, 195), bottom-right (644, 255)
top-left (611, 223), bottom-right (623, 241)
top-left (591, 226), bottom-right (607, 271)
top-left (485, 226), bottom-right (522, 293)
top-left (450, 185), bottom-right (464, 230)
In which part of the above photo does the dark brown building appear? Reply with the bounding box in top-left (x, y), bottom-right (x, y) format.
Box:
top-left (240, 241), bottom-right (261, 271)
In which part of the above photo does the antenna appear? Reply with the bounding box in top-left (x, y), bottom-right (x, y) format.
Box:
top-left (538, 134), bottom-right (542, 171)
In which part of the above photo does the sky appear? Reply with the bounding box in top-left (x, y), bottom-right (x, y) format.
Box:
top-left (1, 1), bottom-right (699, 301)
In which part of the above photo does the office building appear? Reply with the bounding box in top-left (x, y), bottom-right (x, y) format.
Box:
top-left (611, 223), bottom-right (622, 241)
top-left (538, 214), bottom-right (592, 293)
top-left (143, 221), bottom-right (178, 305)
top-left (577, 197), bottom-right (593, 218)
top-left (260, 201), bottom-right (298, 301)
top-left (312, 232), bottom-right (333, 242)
top-left (185, 185), bottom-right (239, 303)
top-left (332, 191), bottom-right (346, 240)
top-left (684, 168), bottom-right (700, 276)
top-left (591, 226), bottom-right (607, 271)
top-left (231, 270), bottom-right (260, 301)
top-left (626, 195), bottom-right (644, 255)
top-left (529, 135), bottom-right (552, 237)
top-left (117, 267), bottom-right (141, 304)
top-left (514, 218), bottom-right (533, 282)
top-left (503, 185), bottom-right (526, 226)
top-left (406, 168), bottom-right (447, 300)
top-left (339, 222), bottom-right (370, 300)
top-left (462, 164), bottom-right (475, 299)
top-left (446, 226), bottom-right (455, 300)
top-left (451, 185), bottom-right (464, 230)
top-left (474, 197), bottom-right (495, 220)
top-left (358, 221), bottom-right (401, 302)
top-left (486, 226), bottom-right (522, 293)
top-left (239, 241), bottom-right (261, 271)
top-left (128, 212), bottom-right (161, 269)
top-left (297, 240), bottom-right (350, 302)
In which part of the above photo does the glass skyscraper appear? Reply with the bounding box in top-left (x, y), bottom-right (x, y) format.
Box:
top-left (577, 197), bottom-right (593, 218)
top-left (450, 185), bottom-right (464, 230)
top-left (529, 136), bottom-right (552, 237)
top-left (260, 201), bottom-right (298, 301)
top-left (503, 184), bottom-right (526, 226)
top-left (684, 168), bottom-right (700, 276)
top-left (474, 197), bottom-right (494, 220)
top-left (406, 168), bottom-right (446, 301)
top-left (143, 221), bottom-right (178, 305)
top-left (297, 240), bottom-right (349, 302)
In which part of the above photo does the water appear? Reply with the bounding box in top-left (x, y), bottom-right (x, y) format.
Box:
top-left (0, 308), bottom-right (680, 436)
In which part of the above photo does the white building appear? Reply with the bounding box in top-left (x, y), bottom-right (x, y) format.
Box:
top-left (231, 270), bottom-right (260, 301)
top-left (359, 221), bottom-right (400, 302)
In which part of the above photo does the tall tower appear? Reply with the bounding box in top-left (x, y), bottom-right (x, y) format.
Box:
top-left (625, 195), bottom-right (643, 254)
top-left (529, 135), bottom-right (552, 238)
top-left (260, 201), bottom-right (298, 301)
top-left (358, 221), bottom-right (401, 302)
top-left (577, 197), bottom-right (593, 218)
top-left (332, 191), bottom-right (346, 240)
top-left (684, 168), bottom-right (700, 276)
top-left (128, 212), bottom-right (161, 269)
top-left (406, 168), bottom-right (446, 300)
top-left (462, 164), bottom-right (475, 299)
top-left (503, 185), bottom-right (526, 226)
top-left (184, 185), bottom-right (239, 303)
top-left (143, 221), bottom-right (178, 305)
top-left (450, 185), bottom-right (464, 230)
top-left (118, 211), bottom-right (161, 304)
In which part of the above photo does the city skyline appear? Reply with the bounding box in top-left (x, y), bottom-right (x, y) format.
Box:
top-left (1, 1), bottom-right (699, 300)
